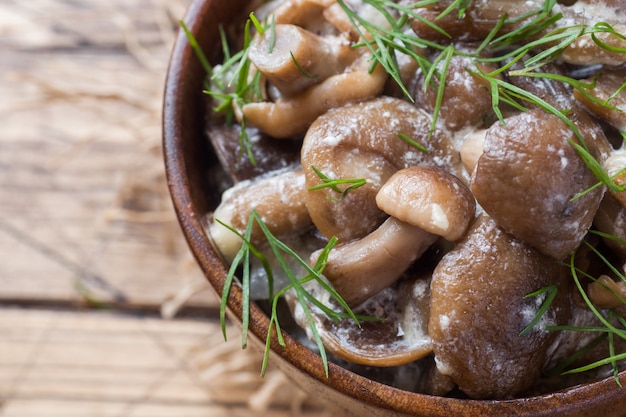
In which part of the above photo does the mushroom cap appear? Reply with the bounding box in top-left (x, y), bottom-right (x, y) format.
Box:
top-left (376, 166), bottom-right (476, 241)
top-left (470, 109), bottom-right (606, 260)
top-left (428, 214), bottom-right (571, 399)
top-left (302, 96), bottom-right (463, 243)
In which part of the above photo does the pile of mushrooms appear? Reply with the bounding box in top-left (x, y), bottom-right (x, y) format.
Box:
top-left (206, 0), bottom-right (626, 400)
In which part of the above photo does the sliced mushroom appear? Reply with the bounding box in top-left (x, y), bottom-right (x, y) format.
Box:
top-left (429, 213), bottom-right (571, 399)
top-left (208, 168), bottom-right (312, 261)
top-left (286, 273), bottom-right (433, 367)
top-left (302, 96), bottom-right (463, 242)
top-left (471, 108), bottom-right (607, 260)
top-left (313, 166), bottom-right (475, 307)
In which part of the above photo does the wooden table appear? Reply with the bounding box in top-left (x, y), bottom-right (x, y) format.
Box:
top-left (0, 1), bottom-right (327, 415)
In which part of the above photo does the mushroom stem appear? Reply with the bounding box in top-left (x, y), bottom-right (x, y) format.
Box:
top-left (312, 216), bottom-right (437, 307)
top-left (460, 129), bottom-right (486, 175)
top-left (241, 60), bottom-right (386, 138)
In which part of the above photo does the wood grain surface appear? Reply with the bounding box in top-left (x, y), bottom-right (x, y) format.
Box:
top-left (0, 1), bottom-right (330, 415)
top-left (0, 0), bottom-right (211, 310)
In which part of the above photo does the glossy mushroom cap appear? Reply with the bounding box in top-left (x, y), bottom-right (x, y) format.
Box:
top-left (470, 109), bottom-right (606, 260)
top-left (302, 96), bottom-right (462, 243)
top-left (429, 214), bottom-right (571, 399)
top-left (376, 166), bottom-right (475, 241)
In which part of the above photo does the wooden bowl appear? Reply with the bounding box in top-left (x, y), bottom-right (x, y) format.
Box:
top-left (162, 0), bottom-right (626, 415)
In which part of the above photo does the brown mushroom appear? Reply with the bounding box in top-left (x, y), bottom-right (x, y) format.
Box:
top-left (410, 0), bottom-right (545, 44)
top-left (209, 168), bottom-right (312, 261)
top-left (594, 192), bottom-right (626, 265)
top-left (240, 0), bottom-right (388, 138)
top-left (573, 68), bottom-right (626, 133)
top-left (459, 128), bottom-right (487, 175)
top-left (248, 24), bottom-right (357, 97)
top-left (376, 166), bottom-right (476, 242)
top-left (429, 213), bottom-right (571, 399)
top-left (302, 96), bottom-right (463, 243)
top-left (313, 166), bottom-right (475, 307)
top-left (560, 3), bottom-right (626, 66)
top-left (286, 274), bottom-right (434, 367)
top-left (470, 108), bottom-right (607, 260)
top-left (588, 275), bottom-right (626, 309)
top-left (413, 49), bottom-right (497, 132)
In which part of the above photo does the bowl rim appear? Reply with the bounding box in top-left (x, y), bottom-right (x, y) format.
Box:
top-left (162, 0), bottom-right (626, 414)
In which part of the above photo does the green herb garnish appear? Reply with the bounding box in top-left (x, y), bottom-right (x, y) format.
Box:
top-left (217, 210), bottom-right (360, 376)
top-left (520, 284), bottom-right (558, 336)
top-left (308, 165), bottom-right (367, 202)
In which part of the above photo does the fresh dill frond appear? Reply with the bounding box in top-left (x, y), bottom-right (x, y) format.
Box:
top-left (396, 131), bottom-right (429, 153)
top-left (216, 210), bottom-right (359, 377)
top-left (308, 165), bottom-right (367, 201)
top-left (204, 13), bottom-right (273, 166)
top-left (180, 20), bottom-right (213, 89)
top-left (290, 52), bottom-right (319, 78)
top-left (519, 284), bottom-right (558, 336)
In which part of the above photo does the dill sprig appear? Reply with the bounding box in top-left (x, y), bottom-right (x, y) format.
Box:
top-left (396, 131), bottom-right (429, 153)
top-left (217, 210), bottom-right (360, 376)
top-left (520, 284), bottom-right (558, 336)
top-left (335, 0), bottom-right (449, 101)
top-left (308, 165), bottom-right (366, 202)
top-left (183, 13), bottom-right (271, 166)
top-left (547, 243), bottom-right (626, 384)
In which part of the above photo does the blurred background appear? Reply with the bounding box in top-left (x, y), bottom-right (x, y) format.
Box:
top-left (0, 1), bottom-right (325, 415)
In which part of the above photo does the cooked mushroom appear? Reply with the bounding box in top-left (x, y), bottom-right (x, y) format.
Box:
top-left (302, 96), bottom-right (463, 243)
top-left (241, 0), bottom-right (388, 138)
top-left (413, 50), bottom-right (497, 132)
top-left (241, 53), bottom-right (386, 138)
top-left (459, 129), bottom-right (486, 175)
top-left (573, 68), bottom-right (626, 133)
top-left (411, 0), bottom-right (626, 66)
top-left (312, 166), bottom-right (475, 307)
top-left (310, 217), bottom-right (436, 308)
top-left (429, 213), bottom-right (571, 399)
top-left (594, 192), bottom-right (626, 265)
top-left (376, 166), bottom-right (476, 242)
top-left (560, 2), bottom-right (626, 66)
top-left (208, 168), bottom-right (312, 261)
top-left (471, 108), bottom-right (608, 260)
top-left (206, 123), bottom-right (302, 183)
top-left (248, 24), bottom-right (356, 97)
top-left (286, 274), bottom-right (434, 367)
top-left (588, 275), bottom-right (626, 309)
top-left (604, 148), bottom-right (626, 207)
top-left (410, 0), bottom-right (544, 44)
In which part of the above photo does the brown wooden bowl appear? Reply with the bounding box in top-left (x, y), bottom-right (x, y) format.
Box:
top-left (162, 0), bottom-right (626, 415)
